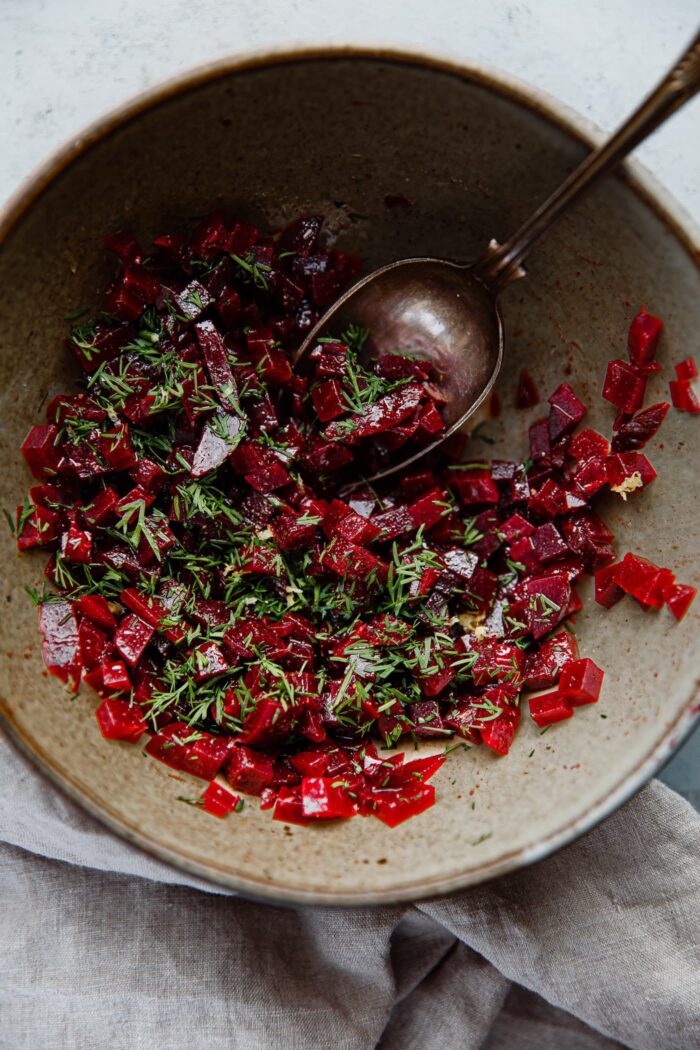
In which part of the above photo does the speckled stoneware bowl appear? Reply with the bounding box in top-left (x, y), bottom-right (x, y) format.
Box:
top-left (1, 48), bottom-right (698, 906)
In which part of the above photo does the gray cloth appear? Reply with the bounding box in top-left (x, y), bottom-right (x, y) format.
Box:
top-left (1, 732), bottom-right (698, 1050)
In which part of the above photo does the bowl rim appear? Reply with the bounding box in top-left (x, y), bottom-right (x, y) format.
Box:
top-left (1, 44), bottom-right (698, 907)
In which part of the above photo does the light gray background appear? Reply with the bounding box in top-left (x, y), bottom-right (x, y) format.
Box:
top-left (2, 0), bottom-right (698, 805)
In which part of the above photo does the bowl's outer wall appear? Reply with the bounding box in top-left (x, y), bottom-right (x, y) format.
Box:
top-left (0, 57), bottom-right (698, 903)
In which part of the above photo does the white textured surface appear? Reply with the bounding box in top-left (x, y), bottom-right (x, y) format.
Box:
top-left (1, 0), bottom-right (699, 802)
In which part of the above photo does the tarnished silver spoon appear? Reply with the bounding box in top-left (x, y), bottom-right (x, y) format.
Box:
top-left (295, 30), bottom-right (700, 480)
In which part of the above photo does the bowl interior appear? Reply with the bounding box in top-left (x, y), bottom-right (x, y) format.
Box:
top-left (1, 53), bottom-right (698, 904)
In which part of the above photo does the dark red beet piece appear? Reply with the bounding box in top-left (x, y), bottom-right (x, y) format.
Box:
top-left (548, 384), bottom-right (586, 441)
top-left (610, 403), bottom-right (669, 452)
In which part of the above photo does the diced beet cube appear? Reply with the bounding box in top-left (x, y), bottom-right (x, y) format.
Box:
top-left (664, 583), bottom-right (696, 621)
top-left (311, 379), bottom-right (346, 422)
top-left (120, 588), bottom-right (185, 644)
top-left (372, 504), bottom-right (414, 540)
top-left (321, 537), bottom-right (387, 583)
top-left (279, 215), bottom-right (323, 255)
top-left (21, 425), bottom-right (62, 478)
top-left (114, 614), bottom-right (154, 667)
top-left (61, 524), bottom-right (93, 563)
top-left (405, 700), bottom-right (448, 739)
top-left (146, 723), bottom-right (232, 781)
top-left (290, 752), bottom-right (331, 777)
top-left (301, 776), bottom-right (357, 820)
top-left (669, 379), bottom-right (700, 414)
top-left (245, 460), bottom-right (292, 493)
top-left (602, 359), bottom-right (647, 413)
top-left (81, 488), bottom-right (119, 528)
top-left (606, 452), bottom-right (656, 496)
top-left (628, 309), bottom-right (663, 366)
top-left (594, 563), bottom-right (624, 609)
top-left (523, 574), bottom-right (571, 639)
top-left (271, 511), bottom-right (317, 551)
top-left (615, 552), bottom-right (671, 607)
top-left (479, 689), bottom-right (521, 755)
top-left (224, 745), bottom-right (274, 795)
top-left (528, 419), bottom-right (551, 461)
top-left (200, 781), bottom-right (241, 818)
top-left (169, 278), bottom-right (214, 321)
top-left (548, 384), bottom-right (586, 441)
top-left (528, 692), bottom-right (574, 727)
top-left (323, 500), bottom-right (381, 546)
top-left (16, 504), bottom-right (60, 550)
top-left (129, 458), bottom-right (166, 495)
top-left (40, 601), bottom-right (81, 692)
top-left (509, 535), bottom-right (542, 574)
top-left (100, 423), bottom-right (137, 470)
top-left (123, 263), bottom-right (161, 304)
top-left (569, 428), bottom-right (610, 463)
top-left (191, 210), bottom-right (228, 259)
top-left (104, 279), bottom-right (144, 321)
top-left (524, 631), bottom-right (579, 689)
top-left (273, 789), bottom-right (310, 826)
top-left (415, 662), bottom-right (455, 697)
top-left (444, 700), bottom-right (482, 744)
top-left (193, 642), bottom-right (229, 682)
top-left (516, 368), bottom-right (539, 408)
top-left (450, 470), bottom-right (499, 505)
top-left (302, 440), bottom-right (353, 475)
top-left (371, 782), bottom-right (436, 827)
top-left (531, 523), bottom-right (568, 564)
top-left (310, 341), bottom-right (348, 378)
top-left (101, 659), bottom-right (132, 694)
top-left (675, 357), bottom-right (698, 382)
top-left (558, 657), bottom-right (604, 705)
top-left (611, 403), bottom-right (669, 452)
top-left (528, 479), bottom-right (573, 518)
top-left (104, 230), bottom-right (141, 262)
top-left (408, 488), bottom-right (449, 529)
top-left (500, 513), bottom-right (534, 543)
top-left (75, 594), bottom-right (117, 632)
top-left (572, 457), bottom-right (608, 498)
top-left (78, 618), bottom-right (110, 670)
top-left (95, 697), bottom-right (146, 742)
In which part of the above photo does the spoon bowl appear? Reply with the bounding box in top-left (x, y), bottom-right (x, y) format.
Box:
top-left (295, 258), bottom-right (503, 476)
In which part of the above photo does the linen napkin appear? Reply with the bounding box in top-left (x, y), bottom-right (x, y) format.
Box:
top-left (1, 730), bottom-right (698, 1050)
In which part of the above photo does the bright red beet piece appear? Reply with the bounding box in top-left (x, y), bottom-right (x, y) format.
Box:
top-left (224, 746), bottom-right (274, 795)
top-left (628, 309), bottom-right (663, 366)
top-left (61, 524), bottom-right (93, 563)
top-left (372, 781), bottom-right (436, 827)
top-left (528, 692), bottom-right (574, 727)
top-left (146, 724), bottom-right (232, 781)
top-left (606, 452), bottom-right (656, 495)
top-left (558, 658), bottom-right (604, 705)
top-left (78, 618), bottom-right (109, 670)
top-left (669, 379), bottom-right (700, 414)
top-left (479, 692), bottom-right (520, 756)
top-left (602, 359), bottom-right (647, 414)
top-left (114, 614), bottom-right (154, 667)
top-left (200, 781), bottom-right (241, 818)
top-left (664, 583), bottom-right (696, 622)
top-left (523, 574), bottom-right (571, 639)
top-left (16, 504), bottom-right (60, 550)
top-left (569, 428), bottom-right (610, 463)
top-left (516, 368), bottom-right (539, 408)
top-left (615, 553), bottom-right (670, 608)
top-left (101, 659), bottom-right (132, 694)
top-left (301, 776), bottom-right (357, 820)
top-left (594, 563), bottom-right (624, 609)
top-left (75, 594), bottom-right (117, 632)
top-left (95, 697), bottom-right (146, 742)
top-left (675, 357), bottom-right (698, 382)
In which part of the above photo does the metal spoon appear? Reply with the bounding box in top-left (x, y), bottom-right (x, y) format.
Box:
top-left (295, 30), bottom-right (700, 480)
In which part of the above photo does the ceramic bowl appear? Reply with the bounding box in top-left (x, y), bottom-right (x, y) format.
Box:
top-left (1, 48), bottom-right (698, 905)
